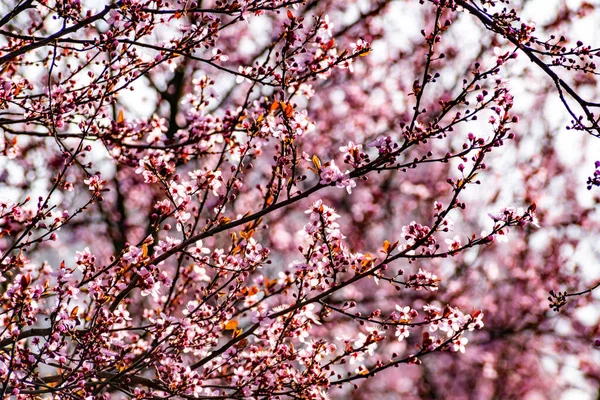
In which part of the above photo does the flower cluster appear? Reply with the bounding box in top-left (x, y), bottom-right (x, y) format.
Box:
top-left (405, 268), bottom-right (440, 291)
top-left (319, 160), bottom-right (356, 193)
top-left (0, 0), bottom-right (598, 398)
top-left (587, 160), bottom-right (600, 190)
top-left (340, 141), bottom-right (369, 168)
top-left (260, 107), bottom-right (316, 141)
top-left (401, 221), bottom-right (438, 255)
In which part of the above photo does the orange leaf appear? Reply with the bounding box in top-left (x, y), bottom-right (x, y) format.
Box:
top-left (529, 202), bottom-right (537, 212)
top-left (360, 253), bottom-right (374, 267)
top-left (117, 110), bottom-right (124, 124)
top-left (312, 155), bottom-right (321, 170)
top-left (240, 229), bottom-right (255, 240)
top-left (283, 102), bottom-right (294, 118)
top-left (381, 240), bottom-right (398, 254)
top-left (382, 240), bottom-right (391, 254)
top-left (266, 277), bottom-right (278, 289)
top-left (224, 320), bottom-right (238, 330)
top-left (265, 194), bottom-right (275, 206)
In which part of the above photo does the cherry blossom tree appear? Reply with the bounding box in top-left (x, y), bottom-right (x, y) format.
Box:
top-left (0, 0), bottom-right (599, 398)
